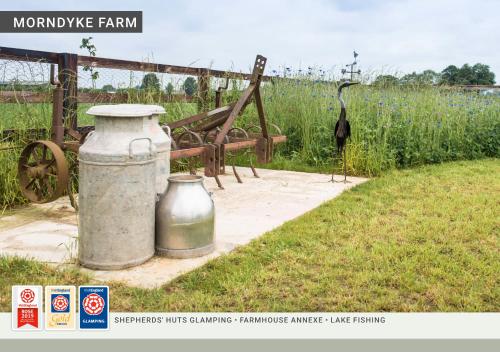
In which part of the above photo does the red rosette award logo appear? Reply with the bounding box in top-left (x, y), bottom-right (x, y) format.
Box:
top-left (20, 288), bottom-right (35, 303)
top-left (82, 293), bottom-right (105, 315)
top-left (12, 286), bottom-right (42, 330)
top-left (52, 295), bottom-right (69, 311)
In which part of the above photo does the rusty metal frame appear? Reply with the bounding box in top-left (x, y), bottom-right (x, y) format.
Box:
top-left (0, 46), bottom-right (286, 200)
top-left (165, 55), bottom-right (286, 188)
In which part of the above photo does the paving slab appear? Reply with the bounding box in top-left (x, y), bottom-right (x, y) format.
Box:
top-left (0, 167), bottom-right (367, 288)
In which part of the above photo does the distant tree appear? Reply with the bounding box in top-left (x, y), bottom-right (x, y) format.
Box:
top-left (420, 70), bottom-right (440, 84)
top-left (102, 84), bottom-right (115, 92)
top-left (182, 77), bottom-right (197, 96)
top-left (166, 82), bottom-right (174, 95)
top-left (471, 63), bottom-right (495, 85)
top-left (440, 64), bottom-right (495, 85)
top-left (440, 65), bottom-right (460, 85)
top-left (399, 72), bottom-right (420, 85)
top-left (457, 64), bottom-right (474, 84)
top-left (373, 74), bottom-right (399, 87)
top-left (141, 73), bottom-right (160, 91)
top-left (398, 70), bottom-right (440, 86)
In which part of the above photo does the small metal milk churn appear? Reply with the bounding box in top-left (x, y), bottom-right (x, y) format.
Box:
top-left (156, 175), bottom-right (215, 258)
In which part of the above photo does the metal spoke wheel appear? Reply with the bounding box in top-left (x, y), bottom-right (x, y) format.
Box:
top-left (18, 140), bottom-right (69, 203)
top-left (65, 149), bottom-right (80, 210)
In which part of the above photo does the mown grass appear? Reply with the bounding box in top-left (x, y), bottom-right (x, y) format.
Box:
top-left (1, 159), bottom-right (498, 312)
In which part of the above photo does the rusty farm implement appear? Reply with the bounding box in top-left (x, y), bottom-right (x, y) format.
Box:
top-left (0, 46), bottom-right (286, 203)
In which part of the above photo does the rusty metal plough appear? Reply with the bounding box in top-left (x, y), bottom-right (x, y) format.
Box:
top-left (165, 55), bottom-right (286, 189)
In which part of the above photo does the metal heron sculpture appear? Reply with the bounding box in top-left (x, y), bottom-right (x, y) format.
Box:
top-left (332, 80), bottom-right (359, 183)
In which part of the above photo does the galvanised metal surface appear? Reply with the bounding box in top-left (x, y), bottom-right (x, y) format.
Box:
top-left (142, 105), bottom-right (171, 195)
top-left (115, 104), bottom-right (171, 195)
top-left (156, 175), bottom-right (215, 259)
top-left (78, 104), bottom-right (157, 270)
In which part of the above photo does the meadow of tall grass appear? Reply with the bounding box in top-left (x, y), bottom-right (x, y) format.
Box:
top-left (0, 72), bottom-right (499, 209)
top-left (254, 78), bottom-right (499, 176)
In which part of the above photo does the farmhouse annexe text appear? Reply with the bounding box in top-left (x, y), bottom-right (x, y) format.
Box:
top-left (13, 16), bottom-right (138, 29)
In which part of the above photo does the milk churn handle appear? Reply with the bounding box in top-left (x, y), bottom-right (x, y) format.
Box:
top-left (128, 137), bottom-right (153, 158)
top-left (163, 125), bottom-right (171, 138)
top-left (81, 130), bottom-right (95, 144)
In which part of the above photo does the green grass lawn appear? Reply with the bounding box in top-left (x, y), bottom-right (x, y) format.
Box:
top-left (1, 159), bottom-right (499, 312)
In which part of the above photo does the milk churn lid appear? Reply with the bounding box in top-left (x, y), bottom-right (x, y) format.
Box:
top-left (115, 104), bottom-right (166, 115)
top-left (146, 105), bottom-right (166, 114)
top-left (86, 104), bottom-right (155, 117)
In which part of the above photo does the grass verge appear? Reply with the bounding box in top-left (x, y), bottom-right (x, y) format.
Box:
top-left (1, 159), bottom-right (499, 311)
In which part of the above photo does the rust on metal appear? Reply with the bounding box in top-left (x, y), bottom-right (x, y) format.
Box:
top-left (165, 55), bottom-right (286, 188)
top-left (1, 46), bottom-right (287, 202)
top-left (17, 140), bottom-right (69, 203)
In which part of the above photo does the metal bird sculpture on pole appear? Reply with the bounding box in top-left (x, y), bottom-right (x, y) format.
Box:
top-left (332, 80), bottom-right (359, 183)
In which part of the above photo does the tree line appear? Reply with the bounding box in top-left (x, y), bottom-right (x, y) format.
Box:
top-left (373, 63), bottom-right (496, 87)
top-left (100, 74), bottom-right (198, 95)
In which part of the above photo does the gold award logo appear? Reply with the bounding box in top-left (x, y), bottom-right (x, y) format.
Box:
top-left (45, 286), bottom-right (76, 330)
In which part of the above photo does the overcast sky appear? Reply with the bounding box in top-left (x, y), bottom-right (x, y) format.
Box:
top-left (1, 0), bottom-right (499, 80)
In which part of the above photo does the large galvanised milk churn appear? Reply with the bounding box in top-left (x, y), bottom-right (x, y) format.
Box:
top-left (79, 105), bottom-right (157, 270)
top-left (156, 175), bottom-right (215, 258)
top-left (144, 105), bottom-right (170, 195)
top-left (119, 104), bottom-right (171, 195)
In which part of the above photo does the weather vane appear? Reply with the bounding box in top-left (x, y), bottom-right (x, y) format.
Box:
top-left (341, 50), bottom-right (361, 81)
top-left (332, 50), bottom-right (361, 183)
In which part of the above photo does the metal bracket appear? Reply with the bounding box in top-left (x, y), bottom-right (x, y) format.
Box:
top-left (255, 137), bottom-right (274, 164)
top-left (218, 143), bottom-right (226, 174)
top-left (203, 144), bottom-right (217, 177)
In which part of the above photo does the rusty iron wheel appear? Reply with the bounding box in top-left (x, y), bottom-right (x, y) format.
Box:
top-left (18, 140), bottom-right (69, 203)
top-left (176, 129), bottom-right (204, 147)
top-left (227, 127), bottom-right (249, 141)
top-left (65, 149), bottom-right (79, 210)
top-left (269, 123), bottom-right (282, 135)
top-left (203, 127), bottom-right (230, 144)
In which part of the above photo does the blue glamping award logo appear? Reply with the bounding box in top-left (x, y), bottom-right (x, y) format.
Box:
top-left (79, 286), bottom-right (109, 329)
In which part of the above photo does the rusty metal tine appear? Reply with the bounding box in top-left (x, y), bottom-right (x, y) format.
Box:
top-left (232, 163), bottom-right (243, 183)
top-left (214, 174), bottom-right (224, 189)
top-left (249, 159), bottom-right (260, 178)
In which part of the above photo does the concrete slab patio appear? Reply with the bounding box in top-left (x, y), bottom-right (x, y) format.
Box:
top-left (0, 167), bottom-right (367, 288)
